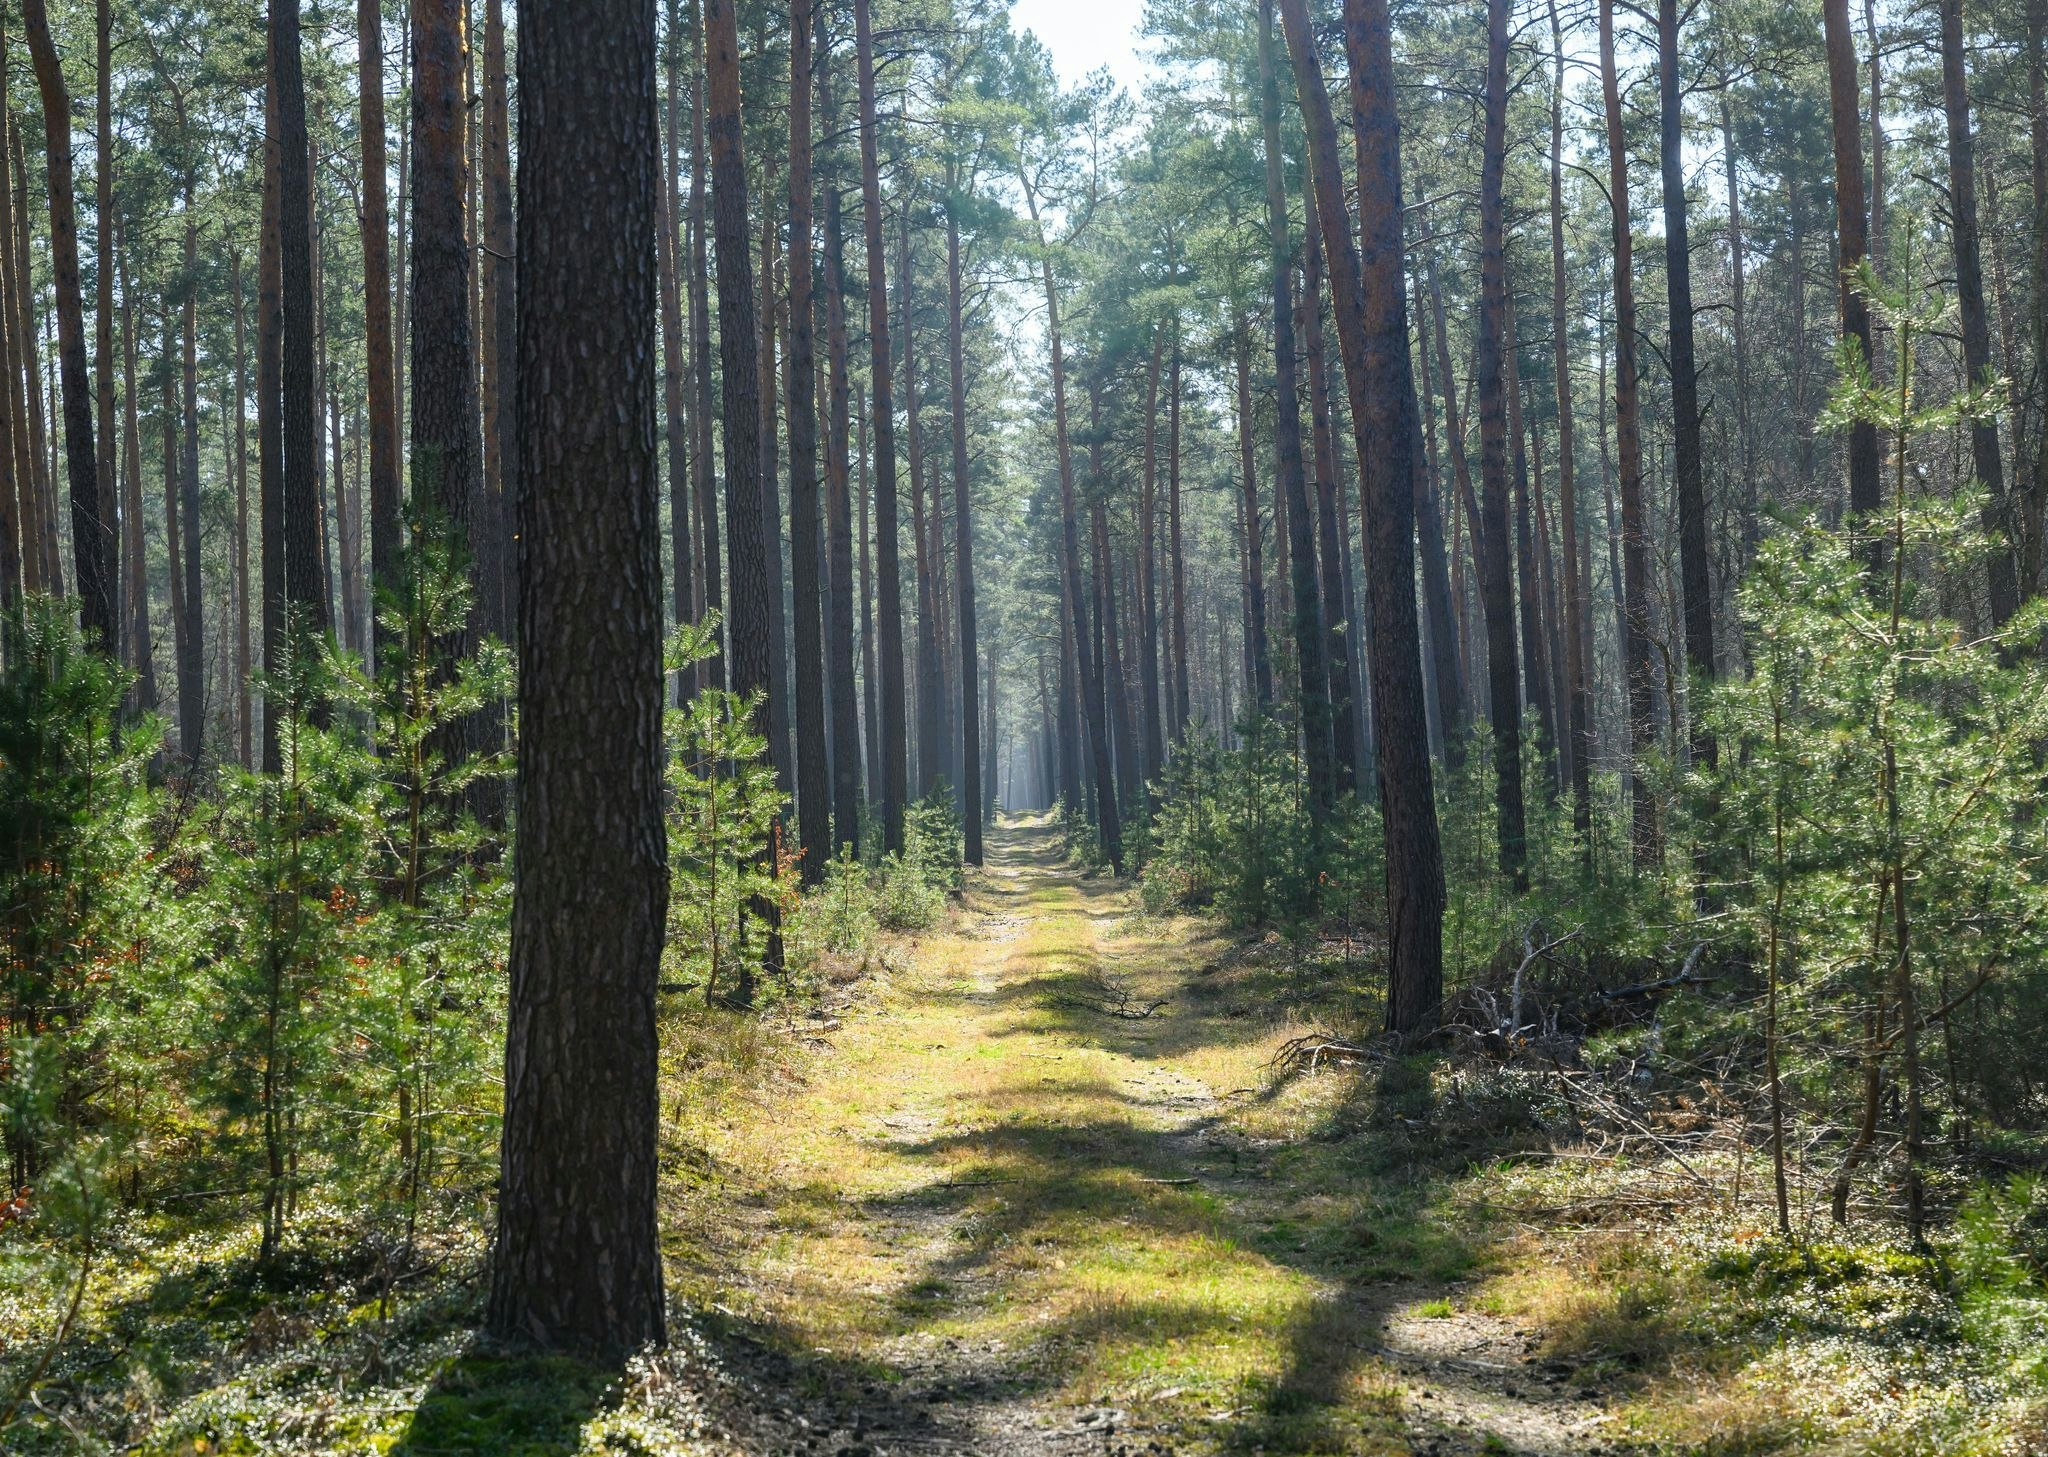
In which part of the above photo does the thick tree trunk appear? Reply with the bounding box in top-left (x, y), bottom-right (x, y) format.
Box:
top-left (1549, 0), bottom-right (1590, 844)
top-left (490, 0), bottom-right (668, 1354)
top-left (1937, 0), bottom-right (2017, 624)
top-left (853, 0), bottom-right (908, 849)
top-left (947, 200), bottom-right (983, 863)
top-left (22, 0), bottom-right (111, 648)
top-left (787, 0), bottom-right (830, 881)
top-left (1601, 0), bottom-right (1660, 866)
top-left (1258, 0), bottom-right (1335, 821)
top-left (1476, 0), bottom-right (1527, 884)
top-left (1278, 0), bottom-right (1444, 1030)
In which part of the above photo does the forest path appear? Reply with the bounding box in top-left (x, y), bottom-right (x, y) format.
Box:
top-left (671, 817), bottom-right (1623, 1457)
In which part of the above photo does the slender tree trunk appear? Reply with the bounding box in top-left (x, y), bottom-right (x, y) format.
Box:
top-left (1937, 0), bottom-right (2017, 624)
top-left (479, 0), bottom-right (517, 645)
top-left (360, 0), bottom-right (400, 670)
top-left (1168, 332), bottom-right (1191, 738)
top-left (1136, 328), bottom-right (1165, 787)
top-left (853, 0), bottom-right (908, 850)
top-left (1822, 0), bottom-right (1882, 543)
top-left (1258, 0), bottom-right (1333, 819)
top-left (1476, 0), bottom-right (1527, 883)
top-left (706, 0), bottom-right (785, 999)
top-left (1659, 0), bottom-right (1716, 758)
top-left (95, 0), bottom-right (118, 647)
top-left (490, 0), bottom-right (668, 1352)
top-left (820, 8), bottom-right (861, 845)
top-left (947, 198), bottom-right (983, 863)
top-left (273, 0), bottom-right (328, 646)
top-left (1279, 0), bottom-right (1445, 1028)
top-left (22, 0), bottom-right (111, 647)
top-left (162, 315), bottom-right (190, 755)
top-left (11, 116), bottom-right (59, 598)
top-left (660, 0), bottom-right (696, 700)
top-left (0, 101), bottom-right (20, 610)
top-left (1093, 500), bottom-right (1139, 814)
top-left (904, 200), bottom-right (942, 799)
top-left (858, 387), bottom-right (881, 801)
top-left (1022, 180), bottom-right (1122, 873)
top-left (1550, 0), bottom-right (1591, 847)
top-left (1601, 0), bottom-right (1660, 865)
top-left (2030, 0), bottom-right (2048, 593)
top-left (688, 0), bottom-right (723, 686)
top-left (119, 230), bottom-right (154, 713)
top-left (259, 45), bottom-right (286, 770)
top-left (787, 0), bottom-right (829, 880)
top-left (180, 218), bottom-right (205, 757)
top-left (1506, 290), bottom-right (1555, 791)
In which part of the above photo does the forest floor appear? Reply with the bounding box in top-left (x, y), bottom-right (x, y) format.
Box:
top-left (640, 817), bottom-right (1669, 1456)
top-left (7, 816), bottom-right (2036, 1455)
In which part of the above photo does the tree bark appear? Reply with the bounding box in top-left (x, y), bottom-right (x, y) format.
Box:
top-left (1549, 0), bottom-right (1591, 848)
top-left (1476, 0), bottom-right (1527, 883)
top-left (1822, 0), bottom-right (1881, 545)
top-left (360, 0), bottom-right (400, 670)
top-left (660, 0), bottom-right (696, 700)
top-left (490, 0), bottom-right (668, 1354)
top-left (479, 0), bottom-right (517, 645)
top-left (787, 0), bottom-right (829, 881)
top-left (1258, 0), bottom-right (1335, 820)
top-left (707, 0), bottom-right (784, 997)
top-left (853, 0), bottom-right (908, 849)
top-left (95, 0), bottom-right (117, 648)
top-left (820, 1), bottom-right (861, 848)
top-left (1659, 0), bottom-right (1717, 748)
top-left (272, 0), bottom-right (328, 647)
top-left (688, 0), bottom-right (723, 686)
top-left (1136, 327), bottom-right (1165, 788)
top-left (1278, 0), bottom-right (1444, 1029)
top-left (22, 0), bottom-right (111, 647)
top-left (947, 196), bottom-right (983, 863)
top-left (1937, 0), bottom-right (2017, 624)
top-left (1601, 0), bottom-right (1660, 866)
top-left (180, 218), bottom-right (205, 756)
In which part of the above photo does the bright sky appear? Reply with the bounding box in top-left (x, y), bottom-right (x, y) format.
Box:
top-left (1008, 0), bottom-right (1153, 97)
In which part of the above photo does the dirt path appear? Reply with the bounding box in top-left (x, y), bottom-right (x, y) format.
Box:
top-left (668, 818), bottom-right (1626, 1456)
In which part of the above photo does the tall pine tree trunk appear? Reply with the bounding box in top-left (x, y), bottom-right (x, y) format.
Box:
top-left (479, 0), bottom-right (517, 644)
top-left (490, 0), bottom-right (668, 1351)
top-left (22, 0), bottom-right (111, 647)
top-left (853, 0), bottom-right (908, 849)
top-left (1279, 0), bottom-right (1444, 1028)
top-left (359, 0), bottom-right (400, 669)
top-left (1601, 0), bottom-right (1660, 865)
top-left (272, 0), bottom-right (328, 647)
top-left (787, 0), bottom-right (830, 880)
top-left (821, 7), bottom-right (862, 846)
top-left (1822, 0), bottom-right (1881, 544)
top-left (946, 198), bottom-right (983, 863)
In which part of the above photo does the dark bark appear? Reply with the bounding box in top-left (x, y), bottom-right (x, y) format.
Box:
top-left (688, 0), bottom-right (723, 686)
top-left (1408, 269), bottom-right (1464, 761)
top-left (1937, 0), bottom-right (2017, 624)
top-left (1822, 0), bottom-right (1881, 544)
top-left (1167, 332), bottom-right (1190, 738)
top-left (95, 0), bottom-right (117, 647)
top-left (359, 0), bottom-right (400, 672)
top-left (1553, 0), bottom-right (1591, 845)
top-left (259, 54), bottom-right (284, 771)
top-left (660, 0), bottom-right (696, 700)
top-left (1278, 0), bottom-right (1445, 1029)
top-left (1601, 0), bottom-right (1660, 865)
top-left (1301, 179), bottom-right (1363, 790)
top-left (272, 0), bottom-right (328, 645)
top-left (1659, 0), bottom-right (1717, 743)
top-left (1476, 0), bottom-right (1527, 883)
top-left (1230, 325), bottom-right (1273, 711)
top-left (1136, 328), bottom-right (1165, 788)
top-left (787, 0), bottom-right (829, 881)
top-left (479, 0), bottom-right (518, 645)
top-left (820, 0), bottom-right (861, 848)
top-left (22, 0), bottom-right (110, 648)
top-left (490, 0), bottom-right (668, 1354)
top-left (233, 253), bottom-right (250, 763)
top-left (947, 197), bottom-right (983, 863)
top-left (180, 221), bottom-right (205, 757)
top-left (853, 0), bottom-right (908, 849)
top-left (162, 315), bottom-right (190, 755)
top-left (707, 0), bottom-right (784, 997)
